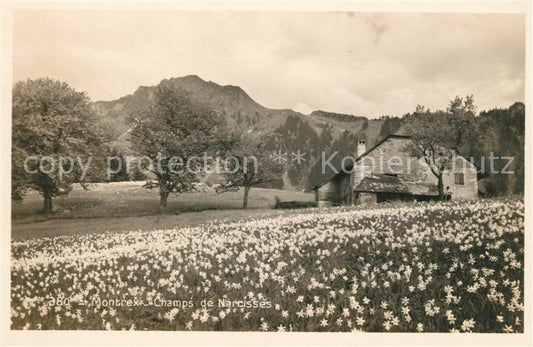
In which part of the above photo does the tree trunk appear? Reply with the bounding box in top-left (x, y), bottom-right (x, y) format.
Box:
top-left (243, 186), bottom-right (250, 209)
top-left (43, 190), bottom-right (52, 215)
top-left (437, 174), bottom-right (445, 201)
top-left (160, 190), bottom-right (169, 213)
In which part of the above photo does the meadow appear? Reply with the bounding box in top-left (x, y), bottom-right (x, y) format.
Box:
top-left (10, 196), bottom-right (524, 332)
top-left (11, 182), bottom-right (313, 239)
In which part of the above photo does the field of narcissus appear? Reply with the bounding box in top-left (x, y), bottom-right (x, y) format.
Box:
top-left (11, 197), bottom-right (524, 332)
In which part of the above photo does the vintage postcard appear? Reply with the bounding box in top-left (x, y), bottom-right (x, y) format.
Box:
top-left (1, 0), bottom-right (531, 346)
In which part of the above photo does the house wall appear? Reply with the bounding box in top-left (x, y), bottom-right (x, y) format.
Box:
top-left (442, 157), bottom-right (478, 200)
top-left (319, 181), bottom-right (340, 204)
top-left (352, 137), bottom-right (434, 187)
top-left (352, 136), bottom-right (478, 201)
top-left (356, 192), bottom-right (377, 205)
top-left (317, 172), bottom-right (353, 205)
top-left (337, 172), bottom-right (353, 204)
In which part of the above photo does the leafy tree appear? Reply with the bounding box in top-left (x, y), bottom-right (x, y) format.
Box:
top-left (129, 83), bottom-right (232, 213)
top-left (12, 78), bottom-right (106, 214)
top-left (477, 102), bottom-right (525, 196)
top-left (378, 115), bottom-right (403, 140)
top-left (128, 158), bottom-right (149, 181)
top-left (218, 134), bottom-right (282, 209)
top-left (107, 148), bottom-right (130, 182)
top-left (403, 96), bottom-right (478, 200)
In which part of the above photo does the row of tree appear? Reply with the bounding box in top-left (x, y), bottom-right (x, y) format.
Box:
top-left (12, 78), bottom-right (524, 214)
top-left (403, 95), bottom-right (479, 200)
top-left (12, 78), bottom-right (280, 214)
top-left (404, 97), bottom-right (525, 199)
top-left (12, 79), bottom-right (109, 213)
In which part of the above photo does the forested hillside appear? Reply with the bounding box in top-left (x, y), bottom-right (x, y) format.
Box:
top-left (93, 76), bottom-right (524, 195)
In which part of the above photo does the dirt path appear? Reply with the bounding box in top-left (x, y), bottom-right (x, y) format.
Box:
top-left (11, 207), bottom-right (314, 240)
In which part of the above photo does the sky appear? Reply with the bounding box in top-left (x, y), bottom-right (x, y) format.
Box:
top-left (13, 10), bottom-right (525, 118)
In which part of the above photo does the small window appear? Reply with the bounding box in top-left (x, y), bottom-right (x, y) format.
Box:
top-left (454, 172), bottom-right (465, 185)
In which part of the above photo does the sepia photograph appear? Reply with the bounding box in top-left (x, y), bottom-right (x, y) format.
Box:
top-left (1, 1), bottom-right (531, 346)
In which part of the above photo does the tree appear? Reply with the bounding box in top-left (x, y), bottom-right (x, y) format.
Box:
top-left (403, 96), bottom-right (478, 200)
top-left (218, 134), bottom-right (282, 209)
top-left (129, 83), bottom-right (232, 213)
top-left (476, 102), bottom-right (525, 196)
top-left (12, 78), bottom-right (106, 214)
top-left (107, 148), bottom-right (130, 182)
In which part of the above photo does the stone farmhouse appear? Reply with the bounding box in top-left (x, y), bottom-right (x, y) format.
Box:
top-left (312, 129), bottom-right (479, 206)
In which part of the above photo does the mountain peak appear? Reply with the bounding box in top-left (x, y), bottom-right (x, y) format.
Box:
top-left (132, 85), bottom-right (152, 96)
top-left (172, 75), bottom-right (248, 95)
top-left (176, 74), bottom-right (204, 82)
top-left (163, 74), bottom-right (207, 86)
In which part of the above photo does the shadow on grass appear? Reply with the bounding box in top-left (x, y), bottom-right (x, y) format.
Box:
top-left (11, 183), bottom-right (315, 226)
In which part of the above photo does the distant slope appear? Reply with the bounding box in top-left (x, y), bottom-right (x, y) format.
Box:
top-left (94, 75), bottom-right (304, 139)
top-left (475, 102), bottom-right (525, 196)
top-left (92, 75), bottom-right (401, 190)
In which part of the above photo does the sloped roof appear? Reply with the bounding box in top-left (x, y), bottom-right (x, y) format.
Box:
top-left (311, 130), bottom-right (410, 190)
top-left (354, 174), bottom-right (410, 194)
top-left (352, 133), bottom-right (410, 163)
top-left (405, 182), bottom-right (439, 196)
top-left (389, 124), bottom-right (411, 136)
top-left (354, 174), bottom-right (441, 196)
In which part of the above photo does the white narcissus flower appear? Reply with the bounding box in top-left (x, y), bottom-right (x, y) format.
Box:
top-left (9, 198), bottom-right (524, 332)
top-left (416, 323), bottom-right (424, 332)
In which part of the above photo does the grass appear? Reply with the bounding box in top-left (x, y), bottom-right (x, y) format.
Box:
top-left (10, 197), bottom-right (524, 332)
top-left (11, 182), bottom-right (314, 240)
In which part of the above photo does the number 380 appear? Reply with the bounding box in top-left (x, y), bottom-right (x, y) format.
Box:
top-left (48, 297), bottom-right (71, 306)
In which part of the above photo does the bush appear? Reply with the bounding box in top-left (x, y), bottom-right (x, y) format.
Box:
top-left (274, 198), bottom-right (317, 209)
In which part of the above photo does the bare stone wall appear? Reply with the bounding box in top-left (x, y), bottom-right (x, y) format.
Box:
top-left (352, 137), bottom-right (431, 186)
top-left (442, 157), bottom-right (479, 200)
top-left (357, 192), bottom-right (377, 205)
top-left (351, 137), bottom-right (478, 200)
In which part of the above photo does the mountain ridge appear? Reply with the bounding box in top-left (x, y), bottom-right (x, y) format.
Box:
top-left (93, 75), bottom-right (524, 192)
top-left (91, 75), bottom-right (408, 189)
